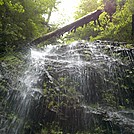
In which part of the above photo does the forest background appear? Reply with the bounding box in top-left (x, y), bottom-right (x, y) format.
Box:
top-left (0, 0), bottom-right (134, 53)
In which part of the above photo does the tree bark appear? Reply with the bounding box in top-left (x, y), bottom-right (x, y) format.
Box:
top-left (30, 10), bottom-right (103, 46)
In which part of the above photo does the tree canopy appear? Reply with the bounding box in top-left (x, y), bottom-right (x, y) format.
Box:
top-left (0, 0), bottom-right (59, 52)
top-left (0, 0), bottom-right (134, 53)
top-left (65, 0), bottom-right (134, 43)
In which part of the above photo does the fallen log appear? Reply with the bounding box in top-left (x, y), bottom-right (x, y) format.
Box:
top-left (30, 9), bottom-right (103, 46)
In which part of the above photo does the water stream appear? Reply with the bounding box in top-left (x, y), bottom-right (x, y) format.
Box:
top-left (0, 41), bottom-right (134, 134)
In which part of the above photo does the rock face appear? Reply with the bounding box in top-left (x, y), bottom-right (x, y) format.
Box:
top-left (0, 41), bottom-right (134, 134)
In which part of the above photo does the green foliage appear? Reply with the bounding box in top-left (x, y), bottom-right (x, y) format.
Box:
top-left (100, 43), bottom-right (134, 109)
top-left (75, 0), bottom-right (101, 18)
top-left (43, 74), bottom-right (81, 112)
top-left (0, 0), bottom-right (58, 52)
top-left (40, 122), bottom-right (63, 134)
top-left (67, 0), bottom-right (134, 43)
top-left (95, 0), bottom-right (132, 42)
top-left (0, 52), bottom-right (26, 73)
top-left (65, 0), bottom-right (101, 41)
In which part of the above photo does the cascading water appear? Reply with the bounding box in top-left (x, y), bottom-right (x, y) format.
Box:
top-left (0, 40), bottom-right (134, 134)
top-left (0, 45), bottom-right (55, 134)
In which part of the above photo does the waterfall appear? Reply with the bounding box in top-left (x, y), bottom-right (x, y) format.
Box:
top-left (0, 45), bottom-right (55, 134)
top-left (0, 41), bottom-right (134, 134)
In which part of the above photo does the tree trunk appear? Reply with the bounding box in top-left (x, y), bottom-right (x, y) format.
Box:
top-left (30, 10), bottom-right (103, 46)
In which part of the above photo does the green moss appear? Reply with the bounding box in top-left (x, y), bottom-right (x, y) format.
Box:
top-left (0, 53), bottom-right (24, 67)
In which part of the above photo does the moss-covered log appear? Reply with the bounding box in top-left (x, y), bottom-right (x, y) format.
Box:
top-left (30, 10), bottom-right (103, 46)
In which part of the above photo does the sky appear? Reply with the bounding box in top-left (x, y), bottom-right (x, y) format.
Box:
top-left (50, 0), bottom-right (81, 26)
